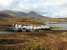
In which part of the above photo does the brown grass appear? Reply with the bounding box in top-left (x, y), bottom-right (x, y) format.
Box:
top-left (15, 31), bottom-right (67, 50)
top-left (0, 18), bottom-right (67, 50)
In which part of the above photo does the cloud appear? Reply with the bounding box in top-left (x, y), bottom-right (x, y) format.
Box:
top-left (0, 0), bottom-right (67, 18)
top-left (0, 0), bottom-right (13, 10)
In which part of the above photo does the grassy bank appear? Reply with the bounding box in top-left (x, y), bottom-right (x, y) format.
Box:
top-left (15, 31), bottom-right (67, 50)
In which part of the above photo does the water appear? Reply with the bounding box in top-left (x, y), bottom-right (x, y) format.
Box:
top-left (47, 23), bottom-right (67, 30)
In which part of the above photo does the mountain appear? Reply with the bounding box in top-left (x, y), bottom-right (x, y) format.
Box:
top-left (15, 11), bottom-right (42, 17)
top-left (0, 12), bottom-right (14, 18)
top-left (0, 10), bottom-right (49, 18)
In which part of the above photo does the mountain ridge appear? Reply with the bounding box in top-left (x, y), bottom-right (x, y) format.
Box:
top-left (0, 10), bottom-right (49, 19)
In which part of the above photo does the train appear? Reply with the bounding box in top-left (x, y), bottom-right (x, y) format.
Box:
top-left (7, 24), bottom-right (51, 32)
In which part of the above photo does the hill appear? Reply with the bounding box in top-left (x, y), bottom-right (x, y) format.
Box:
top-left (0, 10), bottom-right (49, 19)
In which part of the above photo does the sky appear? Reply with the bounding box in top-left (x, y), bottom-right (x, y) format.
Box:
top-left (0, 0), bottom-right (67, 18)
